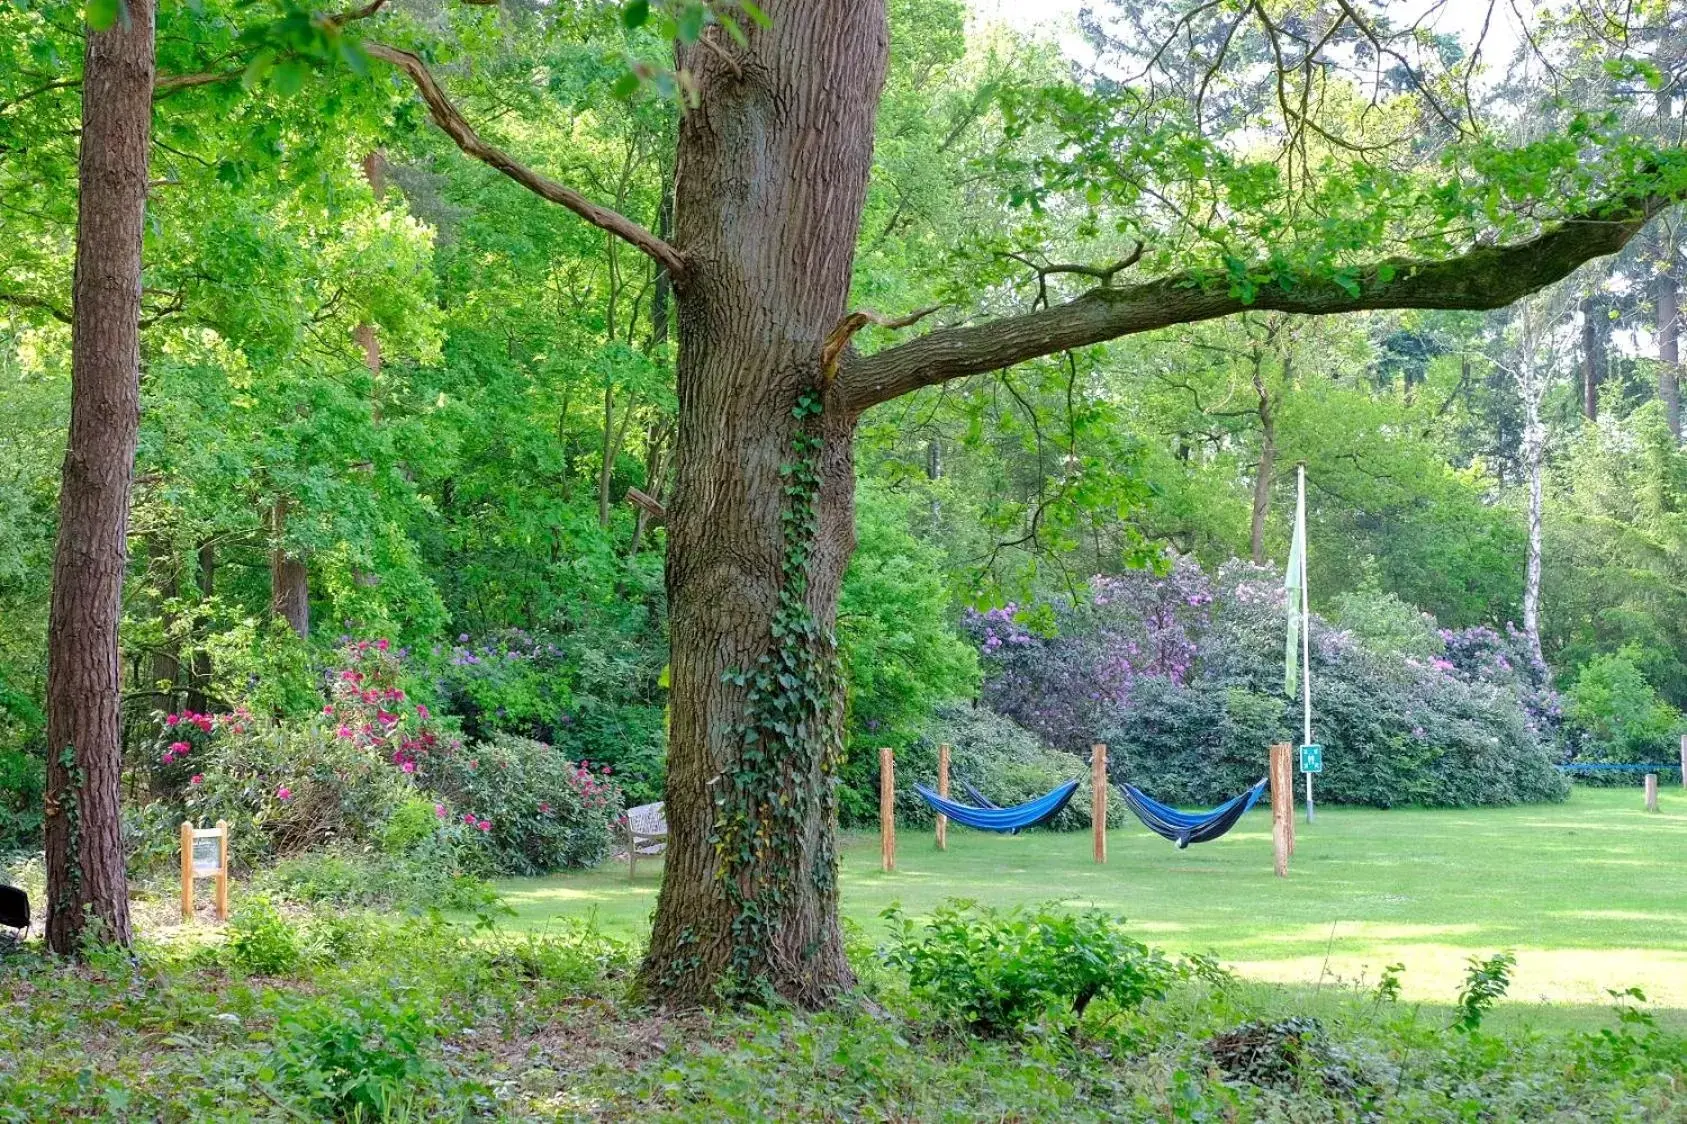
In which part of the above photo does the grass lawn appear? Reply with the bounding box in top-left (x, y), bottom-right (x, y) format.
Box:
top-left (499, 785), bottom-right (1687, 1019)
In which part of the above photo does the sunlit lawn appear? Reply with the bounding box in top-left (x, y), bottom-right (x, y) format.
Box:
top-left (498, 785), bottom-right (1687, 1021)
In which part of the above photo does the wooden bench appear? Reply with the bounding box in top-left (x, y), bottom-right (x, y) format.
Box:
top-left (623, 801), bottom-right (668, 881)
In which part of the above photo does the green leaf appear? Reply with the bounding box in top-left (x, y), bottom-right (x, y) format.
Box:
top-left (270, 58), bottom-right (309, 97)
top-left (622, 0), bottom-right (649, 29)
top-left (676, 4), bottom-right (705, 44)
top-left (85, 0), bottom-right (120, 30)
top-left (610, 72), bottom-right (641, 100)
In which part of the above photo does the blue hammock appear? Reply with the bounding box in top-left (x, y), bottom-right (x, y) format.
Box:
top-left (914, 779), bottom-right (1080, 833)
top-left (1117, 778), bottom-right (1268, 849)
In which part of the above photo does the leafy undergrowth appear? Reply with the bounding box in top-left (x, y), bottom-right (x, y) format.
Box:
top-left (0, 903), bottom-right (1683, 1122)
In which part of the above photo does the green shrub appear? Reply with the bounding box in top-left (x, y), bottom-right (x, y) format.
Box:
top-left (269, 992), bottom-right (448, 1120)
top-left (1330, 588), bottom-right (1442, 658)
top-left (424, 733), bottom-right (622, 875)
top-left (839, 485), bottom-right (980, 759)
top-left (843, 704), bottom-right (1122, 830)
top-left (254, 844), bottom-right (498, 915)
top-left (1565, 646), bottom-right (1683, 763)
top-left (380, 795), bottom-right (439, 855)
top-left (881, 900), bottom-right (1175, 1035)
top-left (227, 895), bottom-right (304, 976)
top-left (1453, 951), bottom-right (1516, 1034)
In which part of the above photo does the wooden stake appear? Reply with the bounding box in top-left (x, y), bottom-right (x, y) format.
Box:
top-left (1092, 742), bottom-right (1108, 864)
top-left (880, 747), bottom-right (895, 872)
top-left (1645, 772), bottom-right (1659, 813)
top-left (1269, 743), bottom-right (1291, 878)
top-left (180, 821), bottom-right (194, 923)
top-left (936, 742), bottom-right (950, 851)
top-left (214, 819), bottom-right (230, 921)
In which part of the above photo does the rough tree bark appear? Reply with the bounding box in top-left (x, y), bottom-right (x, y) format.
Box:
top-left (1248, 345), bottom-right (1278, 566)
top-left (43, 0), bottom-right (155, 954)
top-left (367, 1), bottom-right (1680, 1006)
top-left (1582, 297), bottom-right (1604, 421)
top-left (268, 498), bottom-right (310, 639)
top-left (639, 4), bottom-right (888, 1005)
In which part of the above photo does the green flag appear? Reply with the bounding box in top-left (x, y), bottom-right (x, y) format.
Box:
top-left (1284, 482), bottom-right (1305, 699)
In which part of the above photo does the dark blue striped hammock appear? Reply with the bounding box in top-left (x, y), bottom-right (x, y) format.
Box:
top-left (914, 779), bottom-right (1080, 833)
top-left (1117, 778), bottom-right (1268, 849)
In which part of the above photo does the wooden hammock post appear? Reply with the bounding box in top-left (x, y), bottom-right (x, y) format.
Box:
top-left (1645, 772), bottom-right (1659, 813)
top-left (1269, 743), bottom-right (1292, 877)
top-left (1092, 742), bottom-right (1108, 864)
top-left (936, 742), bottom-right (950, 851)
top-left (880, 746), bottom-right (896, 872)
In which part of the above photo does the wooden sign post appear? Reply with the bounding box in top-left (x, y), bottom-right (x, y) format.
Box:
top-left (935, 742), bottom-right (950, 851)
top-left (1092, 742), bottom-right (1108, 864)
top-left (180, 820), bottom-right (230, 923)
top-left (879, 747), bottom-right (896, 872)
top-left (1645, 772), bottom-right (1660, 813)
top-left (1269, 743), bottom-right (1293, 878)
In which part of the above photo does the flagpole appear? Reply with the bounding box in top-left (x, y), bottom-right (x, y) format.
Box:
top-left (1299, 464), bottom-right (1314, 824)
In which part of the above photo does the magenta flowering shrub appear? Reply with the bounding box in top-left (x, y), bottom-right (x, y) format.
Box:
top-left (421, 732), bottom-right (623, 875)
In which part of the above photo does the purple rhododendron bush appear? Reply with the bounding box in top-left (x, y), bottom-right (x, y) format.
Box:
top-left (965, 558), bottom-right (1568, 808)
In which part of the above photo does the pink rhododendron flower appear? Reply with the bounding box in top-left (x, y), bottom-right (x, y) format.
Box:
top-left (168, 741), bottom-right (190, 754)
top-left (401, 761), bottom-right (416, 774)
top-left (323, 705), bottom-right (335, 715)
top-left (276, 786), bottom-right (292, 801)
top-left (476, 819), bottom-right (491, 832)
top-left (538, 802), bottom-right (551, 814)
top-left (416, 704), bottom-right (430, 720)
top-left (161, 750), bottom-right (176, 765)
top-left (376, 638), bottom-right (389, 651)
top-left (165, 714), bottom-right (180, 727)
top-left (463, 813), bottom-right (476, 824)
top-left (337, 726), bottom-right (353, 739)
top-left (189, 774), bottom-right (203, 786)
top-left (435, 804), bottom-right (447, 818)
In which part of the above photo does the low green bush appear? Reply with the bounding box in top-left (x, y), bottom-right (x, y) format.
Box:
top-left (268, 992), bottom-right (454, 1120)
top-left (227, 895), bottom-right (305, 976)
top-left (842, 704), bottom-right (1122, 830)
top-left (881, 900), bottom-right (1176, 1035)
top-left (423, 733), bottom-right (622, 875)
top-left (253, 843), bottom-right (499, 915)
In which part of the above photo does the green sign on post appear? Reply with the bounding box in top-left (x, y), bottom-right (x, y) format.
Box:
top-left (1299, 744), bottom-right (1323, 774)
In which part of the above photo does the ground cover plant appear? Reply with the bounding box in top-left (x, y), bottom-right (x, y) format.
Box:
top-left (2, 884), bottom-right (1683, 1121)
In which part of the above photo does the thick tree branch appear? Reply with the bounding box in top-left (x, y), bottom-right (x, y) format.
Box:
top-left (364, 42), bottom-right (688, 283)
top-left (839, 197), bottom-right (1667, 415)
top-left (0, 290), bottom-right (72, 324)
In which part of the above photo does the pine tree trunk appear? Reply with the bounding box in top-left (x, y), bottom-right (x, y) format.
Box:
top-left (638, 1), bottom-right (888, 1006)
top-left (268, 499), bottom-right (310, 638)
top-left (43, 0), bottom-right (155, 954)
top-left (1582, 301), bottom-right (1601, 422)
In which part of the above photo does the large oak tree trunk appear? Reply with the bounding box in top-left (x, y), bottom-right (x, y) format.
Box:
top-left (43, 0), bottom-right (155, 954)
top-left (638, 1), bottom-right (888, 1006)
